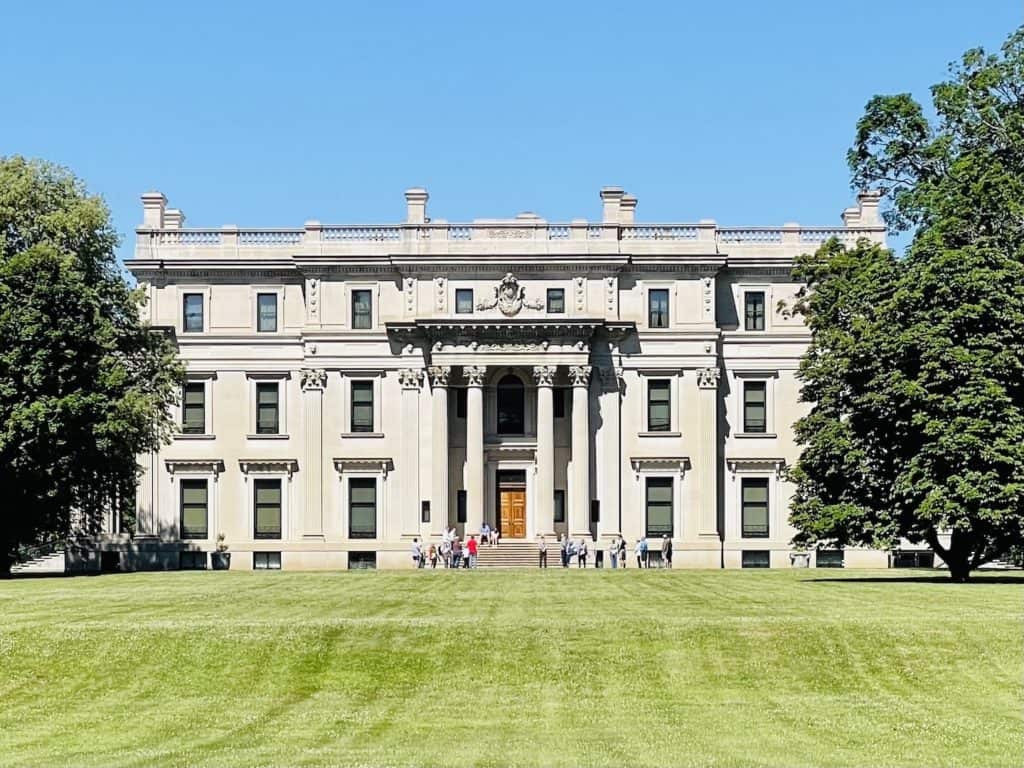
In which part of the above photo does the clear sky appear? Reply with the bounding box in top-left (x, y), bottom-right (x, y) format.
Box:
top-left (1, 1), bottom-right (1020, 260)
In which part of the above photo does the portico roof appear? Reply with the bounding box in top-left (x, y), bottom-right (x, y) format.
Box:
top-left (386, 318), bottom-right (635, 345)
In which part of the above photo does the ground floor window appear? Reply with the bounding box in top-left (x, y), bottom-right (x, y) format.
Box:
top-left (645, 477), bottom-right (673, 537)
top-left (456, 490), bottom-right (467, 524)
top-left (816, 549), bottom-right (845, 568)
top-left (349, 478), bottom-right (377, 538)
top-left (179, 550), bottom-right (206, 570)
top-left (180, 479), bottom-right (208, 539)
top-left (254, 479), bottom-right (282, 539)
top-left (254, 551), bottom-right (281, 570)
top-left (349, 551), bottom-right (376, 570)
top-left (742, 550), bottom-right (770, 568)
top-left (892, 551), bottom-right (935, 568)
top-left (741, 478), bottom-right (769, 538)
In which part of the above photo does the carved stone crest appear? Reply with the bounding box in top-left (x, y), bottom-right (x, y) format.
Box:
top-left (696, 367), bottom-right (720, 389)
top-left (300, 368), bottom-right (327, 391)
top-left (398, 368), bottom-right (424, 389)
top-left (476, 273), bottom-right (543, 317)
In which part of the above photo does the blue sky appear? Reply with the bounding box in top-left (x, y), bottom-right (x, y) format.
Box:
top-left (1, 1), bottom-right (1019, 260)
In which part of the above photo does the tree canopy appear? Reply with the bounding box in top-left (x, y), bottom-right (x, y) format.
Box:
top-left (0, 156), bottom-right (182, 575)
top-left (788, 28), bottom-right (1024, 581)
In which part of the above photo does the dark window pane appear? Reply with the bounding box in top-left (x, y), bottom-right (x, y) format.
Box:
top-left (256, 383), bottom-right (279, 434)
top-left (646, 477), bottom-right (673, 537)
top-left (349, 478), bottom-right (377, 538)
top-left (648, 380), bottom-right (671, 431)
top-left (743, 381), bottom-right (767, 433)
top-left (745, 291), bottom-right (765, 331)
top-left (352, 290), bottom-right (372, 329)
top-left (741, 478), bottom-right (770, 538)
top-left (254, 479), bottom-right (282, 539)
top-left (348, 551), bottom-right (376, 570)
top-left (816, 549), bottom-right (844, 568)
top-left (182, 383), bottom-right (205, 434)
top-left (254, 552), bottom-right (282, 570)
top-left (351, 381), bottom-right (374, 432)
top-left (421, 500), bottom-right (430, 523)
top-left (496, 375), bottom-right (525, 435)
top-left (648, 289), bottom-right (669, 328)
top-left (553, 490), bottom-right (565, 523)
top-left (183, 293), bottom-right (203, 333)
top-left (456, 490), bottom-right (467, 523)
top-left (455, 289), bottom-right (474, 314)
top-left (257, 293), bottom-right (278, 332)
top-left (455, 388), bottom-right (467, 419)
top-left (547, 288), bottom-right (565, 313)
top-left (553, 388), bottom-right (566, 419)
top-left (742, 550), bottom-right (770, 568)
top-left (180, 479), bottom-right (208, 539)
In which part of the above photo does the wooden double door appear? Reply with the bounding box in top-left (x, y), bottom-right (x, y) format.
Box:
top-left (497, 470), bottom-right (527, 539)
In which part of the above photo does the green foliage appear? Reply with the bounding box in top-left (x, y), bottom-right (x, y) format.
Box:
top-left (790, 28), bottom-right (1024, 581)
top-left (0, 156), bottom-right (183, 573)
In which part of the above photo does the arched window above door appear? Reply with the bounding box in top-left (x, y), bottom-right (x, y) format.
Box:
top-left (496, 374), bottom-right (525, 434)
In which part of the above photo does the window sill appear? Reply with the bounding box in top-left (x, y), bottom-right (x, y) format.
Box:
top-left (735, 432), bottom-right (777, 439)
top-left (341, 432), bottom-right (385, 439)
top-left (174, 433), bottom-right (216, 441)
top-left (639, 431), bottom-right (681, 438)
top-left (247, 433), bottom-right (290, 440)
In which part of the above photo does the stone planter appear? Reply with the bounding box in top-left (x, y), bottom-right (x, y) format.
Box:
top-left (789, 551), bottom-right (810, 568)
top-left (210, 552), bottom-right (231, 570)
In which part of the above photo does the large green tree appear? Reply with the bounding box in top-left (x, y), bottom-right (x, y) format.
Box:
top-left (0, 157), bottom-right (182, 575)
top-left (788, 28), bottom-right (1024, 581)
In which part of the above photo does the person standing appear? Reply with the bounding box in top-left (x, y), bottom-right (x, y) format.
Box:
top-left (481, 522), bottom-right (491, 547)
top-left (634, 538), bottom-right (644, 569)
top-left (451, 538), bottom-right (462, 569)
top-left (411, 538), bottom-right (422, 569)
top-left (619, 537), bottom-right (627, 569)
top-left (608, 537), bottom-right (618, 569)
top-left (467, 535), bottom-right (479, 568)
top-left (538, 535), bottom-right (548, 568)
top-left (662, 535), bottom-right (673, 569)
top-left (428, 543), bottom-right (438, 569)
top-left (578, 538), bottom-right (588, 568)
top-left (559, 534), bottom-right (569, 568)
top-left (640, 536), bottom-right (650, 568)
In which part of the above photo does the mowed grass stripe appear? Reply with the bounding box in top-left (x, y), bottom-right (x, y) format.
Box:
top-left (0, 570), bottom-right (1020, 768)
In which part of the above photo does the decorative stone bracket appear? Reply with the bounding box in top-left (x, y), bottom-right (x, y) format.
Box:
top-left (630, 456), bottom-right (690, 481)
top-left (333, 457), bottom-right (394, 479)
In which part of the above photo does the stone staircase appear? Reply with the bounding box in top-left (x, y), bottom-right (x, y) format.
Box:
top-left (10, 551), bottom-right (66, 576)
top-left (474, 541), bottom-right (545, 568)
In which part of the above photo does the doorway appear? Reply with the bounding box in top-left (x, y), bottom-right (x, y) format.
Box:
top-left (496, 469), bottom-right (527, 539)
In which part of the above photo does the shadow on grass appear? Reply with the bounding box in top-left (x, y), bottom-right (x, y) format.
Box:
top-left (802, 573), bottom-right (1024, 585)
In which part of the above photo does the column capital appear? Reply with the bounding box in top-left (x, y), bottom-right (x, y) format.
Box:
top-left (427, 365), bottom-right (451, 387)
top-left (398, 368), bottom-right (424, 389)
top-left (696, 367), bottom-right (720, 390)
top-left (532, 365), bottom-right (557, 387)
top-left (568, 365), bottom-right (592, 387)
top-left (300, 368), bottom-right (327, 391)
top-left (598, 365), bottom-right (625, 393)
top-left (464, 365), bottom-right (487, 387)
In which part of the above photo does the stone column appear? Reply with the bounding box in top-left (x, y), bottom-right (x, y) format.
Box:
top-left (696, 367), bottom-right (720, 536)
top-left (301, 368), bottom-right (327, 539)
top-left (428, 366), bottom-right (451, 535)
top-left (533, 365), bottom-right (556, 536)
top-left (598, 366), bottom-right (623, 538)
top-left (398, 368), bottom-right (423, 537)
top-left (464, 365), bottom-right (487, 537)
top-left (569, 365), bottom-right (592, 537)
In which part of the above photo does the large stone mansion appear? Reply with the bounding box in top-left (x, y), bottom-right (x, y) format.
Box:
top-left (113, 186), bottom-right (894, 570)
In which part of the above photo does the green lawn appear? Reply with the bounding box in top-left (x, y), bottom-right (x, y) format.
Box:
top-left (0, 570), bottom-right (1021, 768)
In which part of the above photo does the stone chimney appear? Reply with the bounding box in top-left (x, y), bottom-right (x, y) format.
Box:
top-left (856, 189), bottom-right (882, 226)
top-left (600, 186), bottom-right (625, 224)
top-left (619, 194), bottom-right (638, 225)
top-left (164, 209), bottom-right (186, 229)
top-left (141, 191), bottom-right (167, 229)
top-left (405, 188), bottom-right (429, 224)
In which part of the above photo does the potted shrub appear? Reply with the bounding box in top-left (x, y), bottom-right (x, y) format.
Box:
top-left (210, 533), bottom-right (231, 570)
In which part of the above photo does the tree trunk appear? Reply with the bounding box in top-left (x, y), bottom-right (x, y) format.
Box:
top-left (0, 551), bottom-right (12, 579)
top-left (926, 528), bottom-right (973, 582)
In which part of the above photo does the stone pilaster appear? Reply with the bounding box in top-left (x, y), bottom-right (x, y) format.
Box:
top-left (464, 365), bottom-right (487, 537)
top-left (598, 366), bottom-right (624, 538)
top-left (569, 365), bottom-right (592, 538)
top-left (428, 366), bottom-right (451, 535)
top-left (533, 365), bottom-right (556, 536)
top-left (300, 368), bottom-right (327, 539)
top-left (398, 368), bottom-right (423, 537)
top-left (696, 367), bottom-right (720, 536)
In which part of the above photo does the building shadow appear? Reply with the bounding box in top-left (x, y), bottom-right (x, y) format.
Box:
top-left (802, 573), bottom-right (1024, 585)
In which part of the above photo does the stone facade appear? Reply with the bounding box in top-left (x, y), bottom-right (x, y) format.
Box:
top-left (119, 186), bottom-right (891, 570)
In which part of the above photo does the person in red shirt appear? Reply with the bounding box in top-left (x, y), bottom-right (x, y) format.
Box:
top-left (467, 535), bottom-right (479, 568)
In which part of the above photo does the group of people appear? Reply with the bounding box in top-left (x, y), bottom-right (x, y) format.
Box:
top-left (410, 527), bottom-right (487, 569)
top-left (541, 534), bottom-right (672, 569)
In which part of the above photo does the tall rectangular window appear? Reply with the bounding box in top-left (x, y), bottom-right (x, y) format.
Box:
top-left (352, 289), bottom-right (372, 329)
top-left (553, 388), bottom-right (566, 418)
top-left (743, 381), bottom-right (767, 433)
top-left (645, 477), bottom-right (673, 537)
top-left (553, 490), bottom-right (566, 523)
top-left (180, 479), bottom-right (208, 539)
top-left (257, 293), bottom-right (278, 332)
top-left (745, 291), bottom-right (766, 331)
top-left (182, 382), bottom-right (206, 434)
top-left (182, 293), bottom-right (203, 333)
top-left (455, 289), bottom-right (474, 314)
top-left (349, 478), bottom-right (377, 538)
top-left (648, 288), bottom-right (669, 328)
top-left (647, 380), bottom-right (671, 432)
top-left (456, 490), bottom-right (467, 523)
top-left (547, 288), bottom-right (565, 313)
top-left (254, 479), bottom-right (282, 539)
top-left (351, 381), bottom-right (374, 432)
top-left (455, 388), bottom-right (467, 419)
top-left (741, 478), bottom-right (770, 538)
top-left (256, 383), bottom-right (280, 434)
